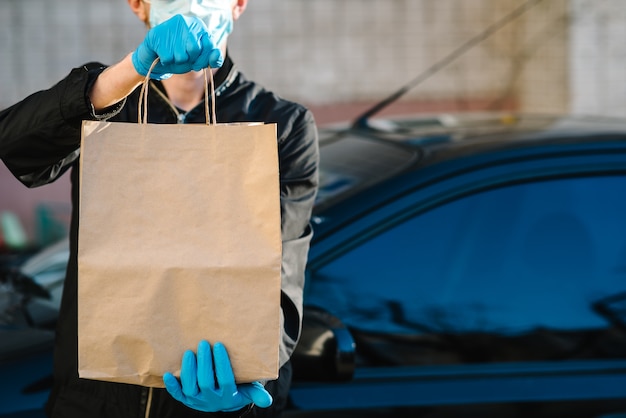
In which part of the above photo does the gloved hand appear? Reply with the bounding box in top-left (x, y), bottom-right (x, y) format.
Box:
top-left (132, 14), bottom-right (224, 80)
top-left (163, 340), bottom-right (273, 412)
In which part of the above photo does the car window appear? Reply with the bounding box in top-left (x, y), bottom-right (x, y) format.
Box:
top-left (306, 175), bottom-right (626, 363)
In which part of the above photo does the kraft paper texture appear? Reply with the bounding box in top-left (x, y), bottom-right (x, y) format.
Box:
top-left (77, 120), bottom-right (282, 387)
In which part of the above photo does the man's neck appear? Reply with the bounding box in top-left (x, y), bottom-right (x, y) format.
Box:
top-left (161, 69), bottom-right (218, 112)
top-left (160, 44), bottom-right (227, 112)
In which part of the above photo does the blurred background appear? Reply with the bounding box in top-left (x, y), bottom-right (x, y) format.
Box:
top-left (0, 0), bottom-right (624, 246)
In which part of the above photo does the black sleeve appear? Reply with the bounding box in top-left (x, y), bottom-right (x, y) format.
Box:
top-left (276, 106), bottom-right (320, 367)
top-left (0, 62), bottom-right (122, 188)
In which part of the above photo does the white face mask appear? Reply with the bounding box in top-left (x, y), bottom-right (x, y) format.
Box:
top-left (148, 0), bottom-right (233, 47)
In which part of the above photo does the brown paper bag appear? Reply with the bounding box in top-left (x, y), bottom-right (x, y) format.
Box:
top-left (77, 83), bottom-right (282, 387)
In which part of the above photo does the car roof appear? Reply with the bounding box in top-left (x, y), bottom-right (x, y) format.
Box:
top-left (314, 112), bottom-right (626, 213)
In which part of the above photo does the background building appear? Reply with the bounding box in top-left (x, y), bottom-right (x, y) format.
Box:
top-left (0, 0), bottom-right (624, 243)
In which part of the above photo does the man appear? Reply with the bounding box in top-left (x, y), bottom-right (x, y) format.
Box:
top-left (0, 0), bottom-right (319, 416)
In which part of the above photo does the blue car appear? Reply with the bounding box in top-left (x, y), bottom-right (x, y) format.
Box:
top-left (288, 112), bottom-right (626, 417)
top-left (3, 112), bottom-right (626, 417)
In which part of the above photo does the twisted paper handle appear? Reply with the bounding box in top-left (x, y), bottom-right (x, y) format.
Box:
top-left (138, 58), bottom-right (216, 126)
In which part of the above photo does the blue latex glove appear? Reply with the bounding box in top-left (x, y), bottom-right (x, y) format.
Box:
top-left (132, 14), bottom-right (224, 80)
top-left (163, 341), bottom-right (273, 412)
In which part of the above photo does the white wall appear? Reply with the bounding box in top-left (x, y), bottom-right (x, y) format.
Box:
top-left (1, 0), bottom-right (572, 112)
top-left (569, 0), bottom-right (626, 117)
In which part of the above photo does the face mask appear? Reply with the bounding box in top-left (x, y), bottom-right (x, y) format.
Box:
top-left (148, 0), bottom-right (233, 47)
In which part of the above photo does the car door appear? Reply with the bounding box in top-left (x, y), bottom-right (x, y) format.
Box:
top-left (292, 136), bottom-right (626, 415)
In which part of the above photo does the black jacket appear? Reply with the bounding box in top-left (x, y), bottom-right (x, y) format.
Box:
top-left (0, 55), bottom-right (319, 417)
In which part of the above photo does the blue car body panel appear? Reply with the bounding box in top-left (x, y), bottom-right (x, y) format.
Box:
top-left (289, 360), bottom-right (626, 410)
top-left (0, 340), bottom-right (52, 416)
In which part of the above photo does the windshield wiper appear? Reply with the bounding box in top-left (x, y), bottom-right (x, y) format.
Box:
top-left (592, 291), bottom-right (626, 332)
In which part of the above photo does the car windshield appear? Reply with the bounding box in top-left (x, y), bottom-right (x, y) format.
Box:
top-left (315, 131), bottom-right (418, 210)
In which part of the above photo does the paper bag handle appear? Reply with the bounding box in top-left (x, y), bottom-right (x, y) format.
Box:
top-left (138, 58), bottom-right (216, 126)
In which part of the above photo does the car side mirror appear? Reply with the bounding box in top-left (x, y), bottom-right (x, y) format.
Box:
top-left (291, 306), bottom-right (356, 382)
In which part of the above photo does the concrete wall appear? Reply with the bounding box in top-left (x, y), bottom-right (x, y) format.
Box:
top-left (0, 0), bottom-right (145, 108)
top-left (229, 0), bottom-right (569, 116)
top-left (1, 0), bottom-right (571, 113)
